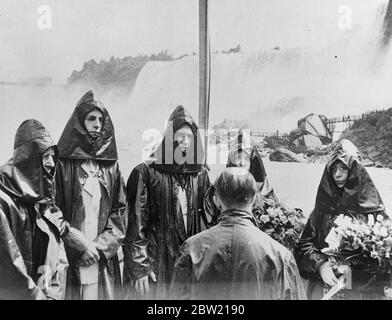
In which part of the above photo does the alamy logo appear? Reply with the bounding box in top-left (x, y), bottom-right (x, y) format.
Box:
top-left (338, 5), bottom-right (352, 30)
top-left (37, 5), bottom-right (52, 30)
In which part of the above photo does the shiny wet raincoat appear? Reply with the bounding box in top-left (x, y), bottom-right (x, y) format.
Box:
top-left (0, 120), bottom-right (69, 300)
top-left (55, 90), bottom-right (126, 300)
top-left (294, 139), bottom-right (388, 299)
top-left (123, 106), bottom-right (211, 299)
top-left (170, 209), bottom-right (307, 300)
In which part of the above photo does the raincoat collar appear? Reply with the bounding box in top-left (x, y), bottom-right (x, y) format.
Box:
top-left (315, 139), bottom-right (384, 214)
top-left (149, 106), bottom-right (204, 174)
top-left (218, 208), bottom-right (258, 226)
top-left (0, 119), bottom-right (56, 203)
top-left (57, 90), bottom-right (118, 161)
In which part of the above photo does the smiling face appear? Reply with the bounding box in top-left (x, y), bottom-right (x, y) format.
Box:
top-left (84, 109), bottom-right (104, 138)
top-left (174, 125), bottom-right (194, 153)
top-left (331, 161), bottom-right (349, 189)
top-left (42, 147), bottom-right (56, 175)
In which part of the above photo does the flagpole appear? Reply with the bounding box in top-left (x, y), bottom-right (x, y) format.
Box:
top-left (199, 0), bottom-right (210, 164)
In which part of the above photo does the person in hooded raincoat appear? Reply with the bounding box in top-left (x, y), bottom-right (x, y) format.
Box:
top-left (294, 139), bottom-right (390, 300)
top-left (122, 106), bottom-right (211, 300)
top-left (169, 167), bottom-right (306, 300)
top-left (55, 90), bottom-right (126, 300)
top-left (0, 119), bottom-right (71, 300)
top-left (204, 130), bottom-right (278, 226)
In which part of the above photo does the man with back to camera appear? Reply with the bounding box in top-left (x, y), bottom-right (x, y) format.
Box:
top-left (170, 167), bottom-right (307, 300)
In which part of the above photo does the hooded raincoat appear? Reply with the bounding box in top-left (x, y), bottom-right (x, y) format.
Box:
top-left (55, 90), bottom-right (126, 300)
top-left (169, 209), bottom-right (307, 300)
top-left (294, 139), bottom-right (388, 299)
top-left (123, 106), bottom-right (211, 299)
top-left (0, 120), bottom-right (69, 300)
top-left (204, 132), bottom-right (278, 226)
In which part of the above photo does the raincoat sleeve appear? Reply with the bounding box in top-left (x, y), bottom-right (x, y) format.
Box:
top-left (94, 162), bottom-right (126, 260)
top-left (123, 163), bottom-right (153, 281)
top-left (0, 205), bottom-right (46, 300)
top-left (45, 205), bottom-right (93, 254)
top-left (203, 186), bottom-right (220, 227)
top-left (169, 241), bottom-right (192, 300)
top-left (198, 166), bottom-right (214, 229)
top-left (282, 251), bottom-right (307, 300)
top-left (294, 209), bottom-right (329, 279)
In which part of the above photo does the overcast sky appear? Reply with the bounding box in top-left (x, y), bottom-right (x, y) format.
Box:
top-left (0, 0), bottom-right (386, 82)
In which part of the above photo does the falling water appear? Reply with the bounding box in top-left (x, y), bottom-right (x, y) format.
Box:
top-left (128, 0), bottom-right (392, 135)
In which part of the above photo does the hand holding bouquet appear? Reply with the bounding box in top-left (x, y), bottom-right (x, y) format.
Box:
top-left (321, 213), bottom-right (392, 298)
top-left (322, 213), bottom-right (392, 273)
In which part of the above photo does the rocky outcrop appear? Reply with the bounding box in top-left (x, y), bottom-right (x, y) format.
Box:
top-left (67, 50), bottom-right (176, 91)
top-left (341, 109), bottom-right (392, 168)
top-left (293, 134), bottom-right (322, 150)
top-left (269, 147), bottom-right (305, 162)
top-left (297, 113), bottom-right (332, 144)
top-left (289, 113), bottom-right (332, 153)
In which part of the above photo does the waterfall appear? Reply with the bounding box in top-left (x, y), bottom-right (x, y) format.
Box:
top-left (128, 0), bottom-right (392, 135)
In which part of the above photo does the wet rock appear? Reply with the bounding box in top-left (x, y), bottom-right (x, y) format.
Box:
top-left (293, 134), bottom-right (322, 151)
top-left (340, 108), bottom-right (392, 168)
top-left (297, 113), bottom-right (332, 143)
top-left (269, 147), bottom-right (305, 162)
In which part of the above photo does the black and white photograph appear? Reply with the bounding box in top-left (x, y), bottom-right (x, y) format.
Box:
top-left (2, 0), bottom-right (392, 307)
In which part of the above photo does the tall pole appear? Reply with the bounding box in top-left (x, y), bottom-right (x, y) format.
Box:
top-left (199, 0), bottom-right (210, 163)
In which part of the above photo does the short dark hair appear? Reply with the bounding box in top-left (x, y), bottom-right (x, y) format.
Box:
top-left (214, 168), bottom-right (257, 207)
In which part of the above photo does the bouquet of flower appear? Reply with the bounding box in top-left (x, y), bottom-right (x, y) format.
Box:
top-left (321, 213), bottom-right (392, 299)
top-left (322, 214), bottom-right (392, 275)
top-left (252, 196), bottom-right (306, 251)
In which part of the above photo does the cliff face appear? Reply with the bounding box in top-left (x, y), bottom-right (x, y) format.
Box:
top-left (342, 109), bottom-right (392, 167)
top-left (67, 51), bottom-right (175, 92)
